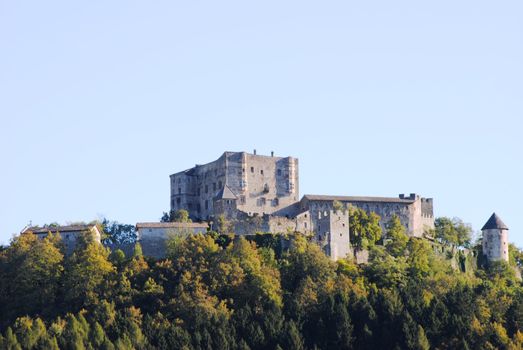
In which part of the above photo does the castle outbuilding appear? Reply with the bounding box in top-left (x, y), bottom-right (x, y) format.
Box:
top-left (482, 213), bottom-right (509, 262)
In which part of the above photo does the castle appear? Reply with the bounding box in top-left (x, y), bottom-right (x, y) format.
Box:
top-left (19, 151), bottom-right (510, 263)
top-left (170, 151), bottom-right (435, 259)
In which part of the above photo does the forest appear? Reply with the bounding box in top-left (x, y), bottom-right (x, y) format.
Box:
top-left (0, 212), bottom-right (522, 350)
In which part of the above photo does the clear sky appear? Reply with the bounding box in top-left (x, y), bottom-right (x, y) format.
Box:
top-left (1, 1), bottom-right (522, 247)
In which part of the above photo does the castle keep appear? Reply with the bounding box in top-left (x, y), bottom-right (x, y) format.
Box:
top-left (170, 151), bottom-right (435, 259)
top-left (170, 151), bottom-right (299, 220)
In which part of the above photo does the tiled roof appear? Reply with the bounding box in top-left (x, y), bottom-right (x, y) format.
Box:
top-left (303, 194), bottom-right (415, 204)
top-left (214, 185), bottom-right (237, 200)
top-left (481, 213), bottom-right (509, 230)
top-left (25, 225), bottom-right (96, 234)
top-left (136, 222), bottom-right (209, 229)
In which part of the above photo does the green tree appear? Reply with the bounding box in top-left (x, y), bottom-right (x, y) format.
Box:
top-left (433, 217), bottom-right (472, 247)
top-left (0, 233), bottom-right (64, 324)
top-left (349, 207), bottom-right (382, 250)
top-left (385, 215), bottom-right (409, 257)
top-left (63, 242), bottom-right (115, 309)
top-left (3, 327), bottom-right (21, 350)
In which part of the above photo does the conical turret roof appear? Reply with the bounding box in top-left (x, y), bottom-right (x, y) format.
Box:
top-left (481, 213), bottom-right (509, 230)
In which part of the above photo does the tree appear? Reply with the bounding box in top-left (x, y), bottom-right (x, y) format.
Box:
top-left (349, 207), bottom-right (382, 250)
top-left (63, 242), bottom-right (115, 309)
top-left (161, 209), bottom-right (192, 223)
top-left (0, 232), bottom-right (63, 324)
top-left (3, 327), bottom-right (21, 350)
top-left (433, 217), bottom-right (472, 248)
top-left (385, 215), bottom-right (409, 257)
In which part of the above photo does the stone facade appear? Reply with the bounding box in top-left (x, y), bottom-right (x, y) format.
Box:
top-left (481, 213), bottom-right (509, 262)
top-left (168, 151), bottom-right (435, 260)
top-left (170, 151), bottom-right (299, 221)
top-left (23, 224), bottom-right (102, 255)
top-left (136, 222), bottom-right (209, 258)
top-left (298, 193), bottom-right (434, 238)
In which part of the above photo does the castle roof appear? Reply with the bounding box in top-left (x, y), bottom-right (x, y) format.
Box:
top-left (24, 224), bottom-right (97, 234)
top-left (481, 213), bottom-right (509, 230)
top-left (214, 185), bottom-right (237, 200)
top-left (303, 194), bottom-right (416, 204)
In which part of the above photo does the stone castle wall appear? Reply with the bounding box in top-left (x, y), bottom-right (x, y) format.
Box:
top-left (170, 152), bottom-right (299, 220)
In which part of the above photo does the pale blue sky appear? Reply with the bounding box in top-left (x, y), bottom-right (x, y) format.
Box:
top-left (1, 1), bottom-right (522, 246)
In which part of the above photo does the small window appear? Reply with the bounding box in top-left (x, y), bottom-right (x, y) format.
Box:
top-left (342, 223), bottom-right (345, 227)
top-left (251, 167), bottom-right (254, 173)
top-left (277, 169), bottom-right (282, 176)
top-left (176, 198), bottom-right (181, 205)
top-left (178, 188), bottom-right (181, 194)
top-left (243, 168), bottom-right (245, 173)
top-left (304, 222), bottom-right (308, 228)
top-left (197, 188), bottom-right (201, 196)
top-left (205, 185), bottom-right (208, 193)
top-left (261, 169), bottom-right (264, 175)
top-left (213, 183), bottom-right (216, 191)
top-left (205, 200), bottom-right (209, 210)
top-left (218, 181), bottom-right (222, 188)
top-left (340, 233), bottom-right (342, 237)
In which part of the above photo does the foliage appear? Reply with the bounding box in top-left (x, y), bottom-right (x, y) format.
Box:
top-left (349, 207), bottom-right (382, 250)
top-left (433, 217), bottom-right (472, 248)
top-left (385, 215), bottom-right (409, 257)
top-left (101, 219), bottom-right (136, 244)
top-left (1, 230), bottom-right (522, 349)
top-left (161, 209), bottom-right (192, 223)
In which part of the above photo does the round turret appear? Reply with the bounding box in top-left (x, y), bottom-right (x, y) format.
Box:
top-left (481, 213), bottom-right (509, 262)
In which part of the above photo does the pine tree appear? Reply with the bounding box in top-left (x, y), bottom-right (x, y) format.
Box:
top-left (3, 327), bottom-right (22, 350)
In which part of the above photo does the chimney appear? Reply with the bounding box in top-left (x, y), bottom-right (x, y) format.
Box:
top-left (253, 149), bottom-right (257, 155)
top-left (271, 151), bottom-right (274, 157)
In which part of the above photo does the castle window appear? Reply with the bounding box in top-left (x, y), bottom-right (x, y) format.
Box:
top-left (304, 222), bottom-right (307, 228)
top-left (213, 183), bottom-right (216, 191)
top-left (251, 167), bottom-right (254, 173)
top-left (243, 168), bottom-right (245, 173)
top-left (178, 188), bottom-right (181, 194)
top-left (261, 169), bottom-right (264, 175)
top-left (342, 223), bottom-right (345, 227)
top-left (197, 204), bottom-right (201, 213)
top-left (277, 169), bottom-right (282, 176)
top-left (197, 188), bottom-right (201, 196)
top-left (205, 185), bottom-right (208, 193)
top-left (219, 181), bottom-right (222, 188)
top-left (176, 198), bottom-right (181, 205)
top-left (272, 198), bottom-right (279, 206)
top-left (205, 200), bottom-right (209, 210)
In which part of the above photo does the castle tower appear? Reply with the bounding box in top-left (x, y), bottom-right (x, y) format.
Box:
top-left (481, 213), bottom-right (509, 262)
